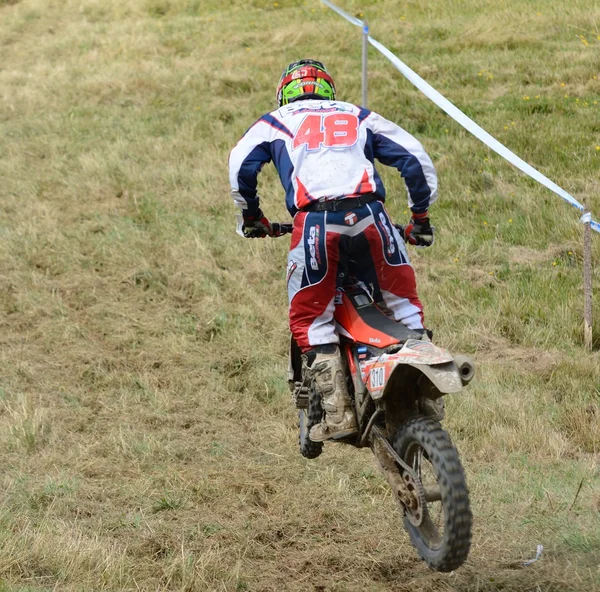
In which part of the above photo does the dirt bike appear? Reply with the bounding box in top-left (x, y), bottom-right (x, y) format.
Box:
top-left (269, 221), bottom-right (475, 573)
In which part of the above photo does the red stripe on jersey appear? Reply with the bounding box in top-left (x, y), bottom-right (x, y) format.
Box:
top-left (295, 177), bottom-right (318, 209)
top-left (352, 169), bottom-right (375, 196)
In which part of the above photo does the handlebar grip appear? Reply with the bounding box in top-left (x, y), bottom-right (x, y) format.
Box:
top-left (393, 224), bottom-right (408, 242)
top-left (271, 223), bottom-right (293, 237)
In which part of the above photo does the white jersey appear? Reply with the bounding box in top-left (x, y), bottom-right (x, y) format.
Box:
top-left (229, 99), bottom-right (438, 217)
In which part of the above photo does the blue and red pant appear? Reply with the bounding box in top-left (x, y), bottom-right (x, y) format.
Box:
top-left (287, 200), bottom-right (424, 352)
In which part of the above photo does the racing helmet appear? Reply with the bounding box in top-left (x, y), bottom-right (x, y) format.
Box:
top-left (276, 59), bottom-right (336, 107)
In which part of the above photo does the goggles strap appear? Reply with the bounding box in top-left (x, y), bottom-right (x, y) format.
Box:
top-left (279, 68), bottom-right (335, 90)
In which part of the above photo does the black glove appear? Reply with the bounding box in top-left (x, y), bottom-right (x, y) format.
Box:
top-left (405, 211), bottom-right (434, 247)
top-left (242, 208), bottom-right (272, 238)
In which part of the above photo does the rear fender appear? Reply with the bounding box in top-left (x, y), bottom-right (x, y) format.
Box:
top-left (378, 361), bottom-right (462, 402)
top-left (406, 362), bottom-right (463, 399)
top-left (360, 339), bottom-right (463, 401)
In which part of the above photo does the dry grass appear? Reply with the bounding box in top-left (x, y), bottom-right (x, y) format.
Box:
top-left (1, 0), bottom-right (599, 590)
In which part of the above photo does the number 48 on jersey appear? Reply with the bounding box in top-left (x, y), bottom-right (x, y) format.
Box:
top-left (293, 113), bottom-right (359, 151)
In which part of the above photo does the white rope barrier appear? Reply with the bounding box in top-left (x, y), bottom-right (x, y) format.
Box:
top-left (320, 0), bottom-right (600, 233)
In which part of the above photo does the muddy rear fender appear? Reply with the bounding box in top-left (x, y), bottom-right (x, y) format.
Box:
top-left (366, 360), bottom-right (463, 401)
top-left (407, 362), bottom-right (463, 399)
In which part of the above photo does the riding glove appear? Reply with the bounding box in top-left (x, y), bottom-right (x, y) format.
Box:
top-left (405, 211), bottom-right (434, 247)
top-left (242, 208), bottom-right (272, 238)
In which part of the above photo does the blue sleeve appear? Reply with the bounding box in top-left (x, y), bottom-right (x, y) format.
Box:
top-left (229, 117), bottom-right (274, 217)
top-left (236, 142), bottom-right (272, 216)
top-left (365, 111), bottom-right (438, 214)
top-left (373, 134), bottom-right (432, 213)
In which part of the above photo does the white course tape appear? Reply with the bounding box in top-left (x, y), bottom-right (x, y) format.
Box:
top-left (320, 0), bottom-right (600, 233)
top-left (523, 544), bottom-right (544, 566)
top-left (321, 0), bottom-right (362, 26)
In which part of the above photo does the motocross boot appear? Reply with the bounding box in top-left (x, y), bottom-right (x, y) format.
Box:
top-left (303, 346), bottom-right (357, 442)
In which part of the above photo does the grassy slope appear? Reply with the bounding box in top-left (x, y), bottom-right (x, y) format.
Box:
top-left (0, 0), bottom-right (599, 590)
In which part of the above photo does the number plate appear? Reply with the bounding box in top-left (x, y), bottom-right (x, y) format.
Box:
top-left (370, 365), bottom-right (386, 390)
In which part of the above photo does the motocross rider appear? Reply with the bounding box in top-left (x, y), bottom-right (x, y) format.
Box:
top-left (229, 59), bottom-right (437, 442)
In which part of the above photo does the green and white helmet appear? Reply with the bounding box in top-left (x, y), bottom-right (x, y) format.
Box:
top-left (276, 59), bottom-right (336, 107)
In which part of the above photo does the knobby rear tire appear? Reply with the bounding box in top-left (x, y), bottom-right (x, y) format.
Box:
top-left (298, 387), bottom-right (323, 459)
top-left (393, 416), bottom-right (472, 572)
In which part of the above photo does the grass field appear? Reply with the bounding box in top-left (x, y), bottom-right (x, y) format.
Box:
top-left (1, 0), bottom-right (599, 590)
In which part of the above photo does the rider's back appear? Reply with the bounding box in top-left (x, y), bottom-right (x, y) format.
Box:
top-left (230, 98), bottom-right (437, 216)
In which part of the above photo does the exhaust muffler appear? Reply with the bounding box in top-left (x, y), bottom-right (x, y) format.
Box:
top-left (453, 355), bottom-right (475, 385)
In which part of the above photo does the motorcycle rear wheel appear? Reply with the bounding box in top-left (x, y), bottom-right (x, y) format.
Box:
top-left (298, 386), bottom-right (323, 459)
top-left (393, 416), bottom-right (472, 572)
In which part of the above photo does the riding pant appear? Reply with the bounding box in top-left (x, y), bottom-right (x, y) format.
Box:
top-left (287, 200), bottom-right (424, 352)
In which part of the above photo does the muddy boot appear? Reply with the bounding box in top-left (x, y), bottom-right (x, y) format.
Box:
top-left (303, 346), bottom-right (357, 442)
